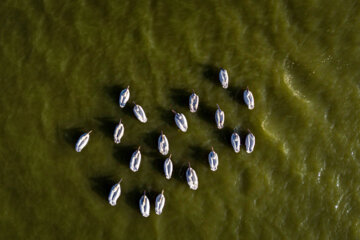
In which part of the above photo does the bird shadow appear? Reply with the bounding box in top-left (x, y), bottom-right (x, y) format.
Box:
top-left (62, 127), bottom-right (84, 147)
top-left (170, 88), bottom-right (190, 108)
top-left (197, 103), bottom-right (216, 125)
top-left (122, 105), bottom-right (135, 117)
top-left (201, 64), bottom-right (220, 85)
top-left (212, 126), bottom-right (234, 149)
top-left (189, 145), bottom-right (209, 167)
top-left (144, 130), bottom-right (160, 150)
top-left (150, 157), bottom-right (166, 176)
top-left (103, 84), bottom-right (134, 116)
top-left (146, 189), bottom-right (159, 203)
top-left (104, 84), bottom-right (126, 106)
top-left (125, 188), bottom-right (143, 211)
top-left (172, 162), bottom-right (187, 183)
top-left (124, 187), bottom-right (159, 211)
top-left (89, 175), bottom-right (115, 201)
top-left (238, 129), bottom-right (250, 145)
top-left (158, 107), bottom-right (174, 127)
top-left (95, 117), bottom-right (118, 140)
top-left (113, 145), bottom-right (138, 167)
top-left (227, 86), bottom-right (247, 106)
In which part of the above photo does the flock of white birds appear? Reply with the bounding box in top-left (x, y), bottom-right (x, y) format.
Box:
top-left (74, 68), bottom-right (255, 217)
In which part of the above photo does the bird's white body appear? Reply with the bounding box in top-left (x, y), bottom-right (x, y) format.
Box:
top-left (215, 105), bottom-right (225, 129)
top-left (231, 132), bottom-right (241, 153)
top-left (113, 120), bottom-right (124, 144)
top-left (119, 87), bottom-right (130, 108)
top-left (219, 68), bottom-right (229, 89)
top-left (208, 148), bottom-right (219, 171)
top-left (139, 194), bottom-right (150, 217)
top-left (75, 131), bottom-right (92, 152)
top-left (186, 166), bottom-right (198, 190)
top-left (133, 104), bottom-right (147, 123)
top-left (158, 132), bottom-right (169, 156)
top-left (130, 148), bottom-right (142, 172)
top-left (245, 132), bottom-right (255, 153)
top-left (189, 92), bottom-right (199, 113)
top-left (155, 191), bottom-right (166, 215)
top-left (164, 156), bottom-right (173, 180)
top-left (174, 111), bottom-right (188, 132)
top-left (243, 89), bottom-right (255, 110)
top-left (108, 181), bottom-right (122, 206)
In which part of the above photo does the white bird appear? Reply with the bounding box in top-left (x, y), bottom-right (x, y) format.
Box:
top-left (130, 146), bottom-right (142, 172)
top-left (243, 87), bottom-right (255, 110)
top-left (208, 147), bottom-right (219, 171)
top-left (189, 90), bottom-right (199, 113)
top-left (219, 68), bottom-right (229, 89)
top-left (215, 104), bottom-right (225, 129)
top-left (231, 130), bottom-right (241, 153)
top-left (163, 154), bottom-right (173, 180)
top-left (172, 110), bottom-right (188, 132)
top-left (186, 162), bottom-right (198, 190)
top-left (119, 86), bottom-right (130, 108)
top-left (108, 179), bottom-right (122, 206)
top-left (113, 119), bottom-right (124, 144)
top-left (158, 131), bottom-right (169, 155)
top-left (155, 190), bottom-right (166, 215)
top-left (139, 191), bottom-right (150, 217)
top-left (245, 130), bottom-right (255, 153)
top-left (75, 130), bottom-right (93, 152)
top-left (133, 102), bottom-right (148, 123)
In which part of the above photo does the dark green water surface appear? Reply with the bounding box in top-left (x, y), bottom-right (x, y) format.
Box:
top-left (1, 0), bottom-right (360, 239)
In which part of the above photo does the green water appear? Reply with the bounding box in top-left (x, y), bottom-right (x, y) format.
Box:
top-left (1, 0), bottom-right (360, 239)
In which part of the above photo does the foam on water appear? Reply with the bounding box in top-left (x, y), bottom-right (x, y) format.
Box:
top-left (282, 70), bottom-right (310, 105)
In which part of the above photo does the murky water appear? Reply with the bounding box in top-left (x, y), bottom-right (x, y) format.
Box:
top-left (1, 0), bottom-right (360, 239)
